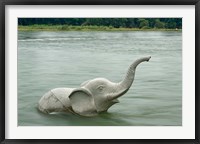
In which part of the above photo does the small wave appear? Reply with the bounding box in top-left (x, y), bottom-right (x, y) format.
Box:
top-left (18, 39), bottom-right (45, 42)
top-left (18, 37), bottom-right (93, 42)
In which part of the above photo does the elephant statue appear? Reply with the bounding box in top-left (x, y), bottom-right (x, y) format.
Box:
top-left (38, 56), bottom-right (151, 117)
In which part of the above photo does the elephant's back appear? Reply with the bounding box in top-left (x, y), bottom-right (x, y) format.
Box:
top-left (38, 88), bottom-right (74, 113)
top-left (51, 88), bottom-right (74, 107)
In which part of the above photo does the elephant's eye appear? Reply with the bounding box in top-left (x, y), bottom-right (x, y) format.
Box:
top-left (97, 85), bottom-right (104, 92)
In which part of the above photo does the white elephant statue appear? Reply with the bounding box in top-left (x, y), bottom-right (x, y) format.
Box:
top-left (38, 56), bottom-right (151, 117)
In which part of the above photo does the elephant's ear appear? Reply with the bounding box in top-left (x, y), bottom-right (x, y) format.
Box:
top-left (69, 89), bottom-right (98, 117)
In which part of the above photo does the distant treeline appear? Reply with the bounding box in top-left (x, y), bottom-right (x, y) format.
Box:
top-left (18, 18), bottom-right (182, 29)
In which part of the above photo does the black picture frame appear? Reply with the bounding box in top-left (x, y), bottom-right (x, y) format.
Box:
top-left (1, 0), bottom-right (199, 143)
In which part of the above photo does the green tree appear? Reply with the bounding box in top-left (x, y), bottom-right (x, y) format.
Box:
top-left (154, 19), bottom-right (165, 28)
top-left (167, 22), bottom-right (177, 29)
top-left (125, 18), bottom-right (137, 28)
top-left (138, 19), bottom-right (149, 29)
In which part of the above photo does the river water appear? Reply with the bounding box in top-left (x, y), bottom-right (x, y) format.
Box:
top-left (18, 31), bottom-right (182, 126)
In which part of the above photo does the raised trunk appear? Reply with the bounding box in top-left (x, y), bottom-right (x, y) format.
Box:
top-left (110, 56), bottom-right (151, 100)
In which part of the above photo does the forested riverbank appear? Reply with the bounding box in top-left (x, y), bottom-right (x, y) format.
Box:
top-left (18, 25), bottom-right (181, 31)
top-left (18, 18), bottom-right (182, 31)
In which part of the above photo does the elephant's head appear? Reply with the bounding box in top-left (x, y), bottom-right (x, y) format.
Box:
top-left (69, 56), bottom-right (151, 117)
